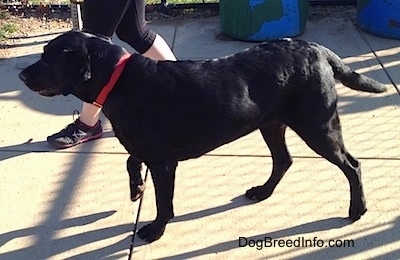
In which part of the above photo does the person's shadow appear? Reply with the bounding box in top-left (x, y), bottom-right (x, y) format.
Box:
top-left (0, 130), bottom-right (116, 162)
top-left (0, 210), bottom-right (135, 260)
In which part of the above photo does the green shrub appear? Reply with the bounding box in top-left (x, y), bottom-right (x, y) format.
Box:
top-left (0, 10), bottom-right (10, 20)
top-left (0, 25), bottom-right (17, 41)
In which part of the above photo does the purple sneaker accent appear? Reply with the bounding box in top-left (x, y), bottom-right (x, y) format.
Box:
top-left (47, 117), bottom-right (103, 149)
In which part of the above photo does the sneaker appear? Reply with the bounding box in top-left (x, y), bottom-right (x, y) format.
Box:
top-left (47, 113), bottom-right (103, 149)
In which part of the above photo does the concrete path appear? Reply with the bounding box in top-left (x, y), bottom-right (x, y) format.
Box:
top-left (0, 5), bottom-right (399, 260)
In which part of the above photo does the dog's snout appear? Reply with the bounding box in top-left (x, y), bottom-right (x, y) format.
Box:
top-left (18, 71), bottom-right (28, 83)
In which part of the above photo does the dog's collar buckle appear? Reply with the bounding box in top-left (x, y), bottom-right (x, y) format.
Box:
top-left (93, 53), bottom-right (131, 108)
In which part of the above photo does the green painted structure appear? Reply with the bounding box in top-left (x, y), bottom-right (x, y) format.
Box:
top-left (220, 0), bottom-right (309, 41)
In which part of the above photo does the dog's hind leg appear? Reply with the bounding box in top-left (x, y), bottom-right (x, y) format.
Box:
top-left (246, 122), bottom-right (293, 201)
top-left (137, 160), bottom-right (177, 242)
top-left (289, 111), bottom-right (367, 221)
top-left (127, 155), bottom-right (146, 201)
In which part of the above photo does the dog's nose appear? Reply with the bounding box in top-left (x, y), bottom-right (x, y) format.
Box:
top-left (18, 71), bottom-right (28, 83)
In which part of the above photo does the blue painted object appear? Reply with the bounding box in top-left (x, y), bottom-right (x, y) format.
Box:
top-left (357, 0), bottom-right (400, 39)
top-left (220, 0), bottom-right (309, 42)
top-left (249, 0), bottom-right (300, 41)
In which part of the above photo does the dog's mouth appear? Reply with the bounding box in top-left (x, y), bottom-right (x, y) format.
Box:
top-left (38, 88), bottom-right (61, 97)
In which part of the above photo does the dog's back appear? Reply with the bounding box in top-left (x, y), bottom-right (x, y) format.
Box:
top-left (104, 38), bottom-right (386, 161)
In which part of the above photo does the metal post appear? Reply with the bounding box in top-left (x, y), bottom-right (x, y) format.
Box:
top-left (70, 2), bottom-right (83, 30)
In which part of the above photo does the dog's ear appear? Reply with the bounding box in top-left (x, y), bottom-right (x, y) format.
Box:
top-left (61, 47), bottom-right (92, 95)
top-left (80, 54), bottom-right (92, 81)
top-left (62, 48), bottom-right (92, 80)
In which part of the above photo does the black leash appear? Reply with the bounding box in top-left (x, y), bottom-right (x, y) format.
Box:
top-left (128, 166), bottom-right (149, 259)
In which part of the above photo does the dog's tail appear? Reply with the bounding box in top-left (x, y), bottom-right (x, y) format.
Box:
top-left (319, 45), bottom-right (387, 93)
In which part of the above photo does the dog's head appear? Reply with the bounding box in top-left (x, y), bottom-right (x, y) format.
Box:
top-left (19, 30), bottom-right (125, 102)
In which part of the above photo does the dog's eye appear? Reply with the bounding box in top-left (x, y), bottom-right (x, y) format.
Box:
top-left (62, 48), bottom-right (74, 53)
top-left (62, 48), bottom-right (83, 61)
top-left (62, 48), bottom-right (76, 56)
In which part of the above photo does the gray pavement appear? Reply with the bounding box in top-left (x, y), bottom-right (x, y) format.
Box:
top-left (1, 5), bottom-right (399, 260)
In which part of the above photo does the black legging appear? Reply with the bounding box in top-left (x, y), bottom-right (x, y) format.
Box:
top-left (82, 0), bottom-right (156, 54)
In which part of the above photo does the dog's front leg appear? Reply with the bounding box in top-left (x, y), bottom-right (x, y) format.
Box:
top-left (127, 155), bottom-right (146, 201)
top-left (137, 160), bottom-right (177, 242)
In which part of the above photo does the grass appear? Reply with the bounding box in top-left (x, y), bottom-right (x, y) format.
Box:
top-left (0, 10), bottom-right (17, 41)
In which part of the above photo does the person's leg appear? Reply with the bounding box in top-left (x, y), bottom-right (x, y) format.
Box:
top-left (115, 0), bottom-right (176, 61)
top-left (79, 0), bottom-right (133, 128)
top-left (47, 0), bottom-right (132, 148)
top-left (83, 0), bottom-right (132, 38)
top-left (142, 34), bottom-right (176, 61)
top-left (80, 102), bottom-right (102, 126)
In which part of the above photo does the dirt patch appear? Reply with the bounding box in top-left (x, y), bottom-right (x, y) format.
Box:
top-left (308, 5), bottom-right (356, 23)
top-left (0, 7), bottom-right (72, 42)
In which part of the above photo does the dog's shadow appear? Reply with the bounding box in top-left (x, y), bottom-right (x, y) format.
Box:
top-left (149, 216), bottom-right (400, 260)
top-left (133, 195), bottom-right (353, 247)
top-left (156, 216), bottom-right (352, 259)
top-left (135, 216), bottom-right (352, 258)
top-left (171, 195), bottom-right (254, 223)
top-left (132, 195), bottom-right (251, 246)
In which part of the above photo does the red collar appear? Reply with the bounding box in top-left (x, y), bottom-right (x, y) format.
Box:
top-left (93, 53), bottom-right (131, 108)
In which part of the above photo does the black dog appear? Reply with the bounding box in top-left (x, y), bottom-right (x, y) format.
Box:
top-left (19, 31), bottom-right (386, 242)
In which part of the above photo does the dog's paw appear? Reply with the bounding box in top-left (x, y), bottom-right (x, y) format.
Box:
top-left (130, 183), bottom-right (146, 202)
top-left (137, 223), bottom-right (166, 243)
top-left (349, 205), bottom-right (367, 221)
top-left (245, 186), bottom-right (273, 201)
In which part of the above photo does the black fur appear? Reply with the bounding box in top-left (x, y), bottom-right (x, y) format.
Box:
top-left (19, 31), bottom-right (386, 242)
